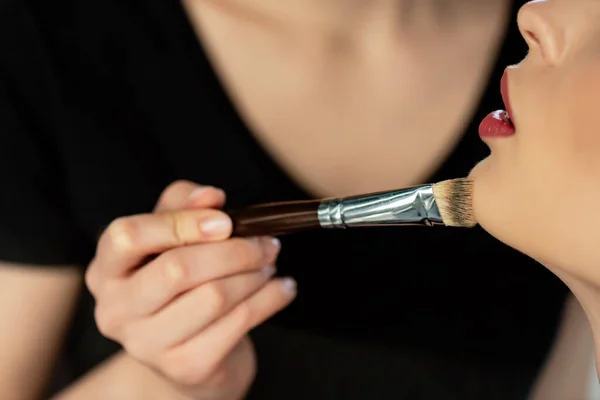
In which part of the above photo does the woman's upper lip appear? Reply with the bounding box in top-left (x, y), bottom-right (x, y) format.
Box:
top-left (500, 70), bottom-right (515, 126)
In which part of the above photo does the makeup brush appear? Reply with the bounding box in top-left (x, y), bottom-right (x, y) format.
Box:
top-left (227, 178), bottom-right (476, 237)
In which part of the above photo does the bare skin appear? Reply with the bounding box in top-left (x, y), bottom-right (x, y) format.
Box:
top-left (184, 0), bottom-right (508, 196)
top-left (469, 0), bottom-right (600, 386)
top-left (0, 266), bottom-right (81, 400)
top-left (529, 296), bottom-right (595, 400)
top-left (13, 1), bottom-right (590, 399)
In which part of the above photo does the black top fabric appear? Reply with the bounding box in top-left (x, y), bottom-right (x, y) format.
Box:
top-left (0, 0), bottom-right (568, 398)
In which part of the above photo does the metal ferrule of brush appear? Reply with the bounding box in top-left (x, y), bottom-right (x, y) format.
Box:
top-left (317, 185), bottom-right (444, 228)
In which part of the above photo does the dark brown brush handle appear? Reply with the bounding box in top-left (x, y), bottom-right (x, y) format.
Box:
top-left (227, 199), bottom-right (322, 237)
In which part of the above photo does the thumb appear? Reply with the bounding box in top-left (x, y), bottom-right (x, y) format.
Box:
top-left (154, 180), bottom-right (226, 212)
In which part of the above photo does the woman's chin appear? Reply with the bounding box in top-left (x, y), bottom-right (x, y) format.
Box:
top-left (467, 156), bottom-right (495, 205)
top-left (468, 157), bottom-right (541, 263)
top-left (467, 156), bottom-right (513, 240)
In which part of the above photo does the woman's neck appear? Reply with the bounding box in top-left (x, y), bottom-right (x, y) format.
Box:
top-left (212, 0), bottom-right (508, 48)
top-left (215, 0), bottom-right (436, 38)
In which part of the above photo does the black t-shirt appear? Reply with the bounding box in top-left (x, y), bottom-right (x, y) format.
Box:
top-left (0, 0), bottom-right (568, 398)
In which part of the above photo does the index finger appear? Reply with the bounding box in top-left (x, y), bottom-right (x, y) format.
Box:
top-left (155, 181), bottom-right (226, 212)
top-left (92, 209), bottom-right (233, 278)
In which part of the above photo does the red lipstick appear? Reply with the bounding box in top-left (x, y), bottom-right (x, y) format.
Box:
top-left (479, 70), bottom-right (516, 139)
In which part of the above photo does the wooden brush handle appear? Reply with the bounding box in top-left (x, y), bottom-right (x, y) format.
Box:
top-left (227, 199), bottom-right (321, 237)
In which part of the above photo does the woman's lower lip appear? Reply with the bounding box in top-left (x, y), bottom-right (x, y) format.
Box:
top-left (478, 110), bottom-right (515, 138)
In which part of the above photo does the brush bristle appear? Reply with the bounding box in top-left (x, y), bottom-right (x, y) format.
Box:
top-left (431, 178), bottom-right (477, 227)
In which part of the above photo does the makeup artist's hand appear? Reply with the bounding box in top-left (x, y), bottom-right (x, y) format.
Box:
top-left (85, 181), bottom-right (297, 400)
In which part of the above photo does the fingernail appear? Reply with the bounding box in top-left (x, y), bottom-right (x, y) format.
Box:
top-left (261, 237), bottom-right (281, 261)
top-left (261, 265), bottom-right (276, 277)
top-left (200, 215), bottom-right (232, 235)
top-left (281, 277), bottom-right (297, 295)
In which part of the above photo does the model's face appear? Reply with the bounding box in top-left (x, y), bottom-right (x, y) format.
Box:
top-left (470, 0), bottom-right (600, 280)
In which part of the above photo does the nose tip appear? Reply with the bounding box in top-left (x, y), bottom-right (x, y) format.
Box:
top-left (517, 1), bottom-right (564, 65)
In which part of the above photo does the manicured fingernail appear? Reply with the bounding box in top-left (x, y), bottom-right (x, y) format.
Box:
top-left (281, 277), bottom-right (297, 295)
top-left (200, 215), bottom-right (232, 235)
top-left (261, 237), bottom-right (281, 261)
top-left (261, 265), bottom-right (276, 277)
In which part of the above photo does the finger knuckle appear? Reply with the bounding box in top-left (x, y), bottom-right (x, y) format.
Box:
top-left (105, 217), bottom-right (137, 254)
top-left (202, 283), bottom-right (228, 316)
top-left (159, 252), bottom-right (190, 291)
